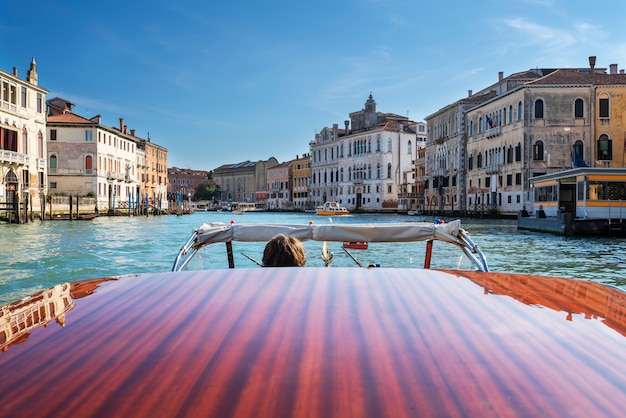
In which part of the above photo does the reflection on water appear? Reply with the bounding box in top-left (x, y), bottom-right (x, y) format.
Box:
top-left (0, 212), bottom-right (624, 304)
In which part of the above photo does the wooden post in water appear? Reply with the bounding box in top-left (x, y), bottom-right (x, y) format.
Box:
top-left (69, 194), bottom-right (73, 221)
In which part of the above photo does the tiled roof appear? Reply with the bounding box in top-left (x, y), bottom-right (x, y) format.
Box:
top-left (525, 69), bottom-right (626, 86)
top-left (47, 112), bottom-right (95, 124)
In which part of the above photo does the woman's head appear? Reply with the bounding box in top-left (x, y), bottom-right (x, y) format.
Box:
top-left (262, 234), bottom-right (306, 267)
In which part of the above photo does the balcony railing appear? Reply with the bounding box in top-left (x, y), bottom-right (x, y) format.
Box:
top-left (485, 126), bottom-right (501, 138)
top-left (0, 150), bottom-right (29, 165)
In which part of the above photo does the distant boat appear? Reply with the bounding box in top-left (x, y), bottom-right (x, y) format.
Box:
top-left (343, 242), bottom-right (368, 250)
top-left (51, 214), bottom-right (98, 221)
top-left (407, 209), bottom-right (421, 216)
top-left (316, 202), bottom-right (349, 216)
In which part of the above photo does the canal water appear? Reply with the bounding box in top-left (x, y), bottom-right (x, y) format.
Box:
top-left (1, 212), bottom-right (625, 305)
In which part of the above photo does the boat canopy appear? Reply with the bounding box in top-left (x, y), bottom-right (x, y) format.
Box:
top-left (173, 220), bottom-right (489, 272)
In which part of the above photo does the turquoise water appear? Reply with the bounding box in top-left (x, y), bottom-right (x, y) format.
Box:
top-left (1, 212), bottom-right (625, 305)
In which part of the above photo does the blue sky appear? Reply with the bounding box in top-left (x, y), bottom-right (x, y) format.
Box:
top-left (2, 0), bottom-right (626, 171)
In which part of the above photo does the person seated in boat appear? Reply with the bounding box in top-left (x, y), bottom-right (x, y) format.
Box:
top-left (262, 234), bottom-right (306, 267)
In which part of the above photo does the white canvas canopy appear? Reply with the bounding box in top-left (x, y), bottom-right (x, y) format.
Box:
top-left (173, 220), bottom-right (488, 272)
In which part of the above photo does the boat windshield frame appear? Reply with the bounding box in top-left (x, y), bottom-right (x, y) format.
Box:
top-left (172, 220), bottom-right (489, 272)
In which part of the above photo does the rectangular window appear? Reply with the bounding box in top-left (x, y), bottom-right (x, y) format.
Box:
top-left (10, 85), bottom-right (16, 104)
top-left (50, 182), bottom-right (57, 189)
top-left (85, 130), bottom-right (93, 141)
top-left (515, 173), bottom-right (522, 185)
top-left (50, 129), bottom-right (57, 140)
top-left (599, 98), bottom-right (609, 118)
top-left (21, 87), bottom-right (27, 108)
top-left (507, 174), bottom-right (512, 186)
top-left (36, 93), bottom-right (42, 113)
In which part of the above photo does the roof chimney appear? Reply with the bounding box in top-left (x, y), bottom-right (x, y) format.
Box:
top-left (130, 129), bottom-right (136, 136)
top-left (119, 118), bottom-right (124, 131)
top-left (610, 64), bottom-right (618, 74)
top-left (468, 90), bottom-right (473, 97)
top-left (498, 71), bottom-right (503, 81)
top-left (13, 67), bottom-right (18, 77)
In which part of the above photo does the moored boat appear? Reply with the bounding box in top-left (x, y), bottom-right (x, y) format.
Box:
top-left (1, 220), bottom-right (625, 417)
top-left (315, 201), bottom-right (349, 216)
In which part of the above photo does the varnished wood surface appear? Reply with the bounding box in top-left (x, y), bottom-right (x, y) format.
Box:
top-left (1, 268), bottom-right (625, 417)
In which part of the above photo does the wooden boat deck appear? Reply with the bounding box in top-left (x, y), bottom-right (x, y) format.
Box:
top-left (1, 268), bottom-right (625, 417)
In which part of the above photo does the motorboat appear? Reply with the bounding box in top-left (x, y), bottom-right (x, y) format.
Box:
top-left (1, 220), bottom-right (625, 417)
top-left (407, 209), bottom-right (421, 216)
top-left (342, 241), bottom-right (368, 250)
top-left (315, 201), bottom-right (349, 216)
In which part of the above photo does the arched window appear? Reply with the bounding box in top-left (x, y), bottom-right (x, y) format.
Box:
top-left (509, 105), bottom-right (513, 123)
top-left (38, 131), bottom-right (44, 158)
top-left (573, 140), bottom-right (585, 167)
top-left (503, 107), bottom-right (507, 125)
top-left (22, 128), bottom-right (28, 153)
top-left (376, 138), bottom-right (381, 151)
top-left (574, 98), bottom-right (584, 118)
top-left (50, 154), bottom-right (58, 170)
top-left (387, 139), bottom-right (392, 152)
top-left (479, 117), bottom-right (483, 133)
top-left (515, 142), bottom-right (522, 162)
top-left (85, 155), bottom-right (93, 172)
top-left (533, 140), bottom-right (544, 161)
top-left (517, 101), bottom-right (523, 120)
top-left (597, 134), bottom-right (612, 160)
top-left (477, 153), bottom-right (482, 168)
top-left (469, 120), bottom-right (474, 136)
top-left (387, 163), bottom-right (392, 178)
top-left (407, 140), bottom-right (412, 155)
top-left (376, 163), bottom-right (381, 179)
top-left (534, 99), bottom-right (544, 119)
top-left (598, 93), bottom-right (610, 119)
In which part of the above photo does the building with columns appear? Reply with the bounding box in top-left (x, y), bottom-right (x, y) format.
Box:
top-left (426, 56), bottom-right (626, 217)
top-left (0, 58), bottom-right (48, 222)
top-left (212, 158), bottom-right (278, 205)
top-left (309, 95), bottom-right (424, 212)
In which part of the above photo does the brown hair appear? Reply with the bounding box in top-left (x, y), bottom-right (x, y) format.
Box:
top-left (262, 234), bottom-right (306, 267)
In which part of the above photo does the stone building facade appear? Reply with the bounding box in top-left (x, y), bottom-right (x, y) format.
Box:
top-left (290, 154), bottom-right (310, 210)
top-left (310, 95), bottom-right (424, 212)
top-left (267, 161), bottom-right (291, 210)
top-left (0, 58), bottom-right (48, 222)
top-left (47, 99), bottom-right (168, 213)
top-left (212, 158), bottom-right (278, 204)
top-left (426, 57), bottom-right (626, 217)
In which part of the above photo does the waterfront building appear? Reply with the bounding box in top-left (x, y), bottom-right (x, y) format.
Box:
top-left (266, 161), bottom-right (291, 210)
top-left (138, 133), bottom-right (168, 211)
top-left (424, 90), bottom-right (496, 215)
top-left (213, 158), bottom-right (278, 205)
top-left (167, 167), bottom-right (209, 202)
top-left (0, 58), bottom-right (48, 222)
top-left (47, 100), bottom-right (167, 213)
top-left (309, 95), bottom-right (424, 212)
top-left (398, 121), bottom-right (427, 212)
top-left (290, 153), bottom-right (310, 210)
top-left (427, 57), bottom-right (626, 217)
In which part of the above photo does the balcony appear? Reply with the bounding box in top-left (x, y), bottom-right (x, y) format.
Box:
top-left (485, 164), bottom-right (502, 174)
top-left (485, 126), bottom-right (501, 138)
top-left (0, 150), bottom-right (29, 165)
top-left (48, 168), bottom-right (99, 176)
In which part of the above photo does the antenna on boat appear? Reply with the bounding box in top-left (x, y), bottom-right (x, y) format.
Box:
top-left (342, 247), bottom-right (363, 267)
top-left (241, 252), bottom-right (262, 267)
